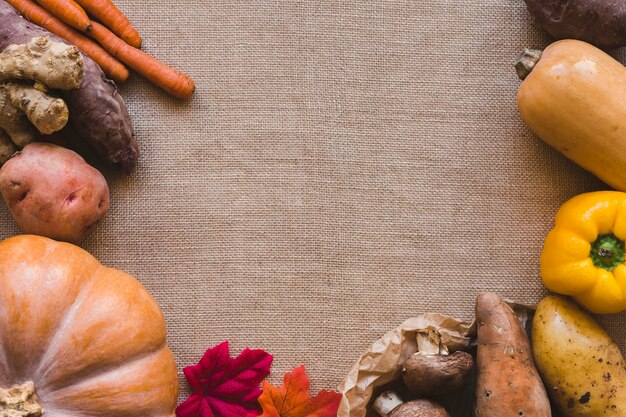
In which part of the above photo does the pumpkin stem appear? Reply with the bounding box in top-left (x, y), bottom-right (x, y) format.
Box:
top-left (0, 381), bottom-right (43, 417)
top-left (515, 48), bottom-right (542, 80)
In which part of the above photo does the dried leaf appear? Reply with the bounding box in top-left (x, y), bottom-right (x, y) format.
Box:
top-left (257, 366), bottom-right (342, 417)
top-left (177, 341), bottom-right (273, 417)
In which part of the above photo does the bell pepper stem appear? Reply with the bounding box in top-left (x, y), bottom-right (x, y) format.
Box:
top-left (590, 234), bottom-right (625, 271)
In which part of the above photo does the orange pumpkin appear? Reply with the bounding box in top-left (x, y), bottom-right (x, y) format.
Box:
top-left (0, 235), bottom-right (178, 417)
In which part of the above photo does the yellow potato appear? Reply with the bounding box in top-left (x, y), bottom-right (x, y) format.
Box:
top-left (532, 295), bottom-right (626, 415)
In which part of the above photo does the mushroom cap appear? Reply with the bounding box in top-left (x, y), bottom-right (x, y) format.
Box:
top-left (402, 350), bottom-right (473, 397)
top-left (388, 399), bottom-right (450, 417)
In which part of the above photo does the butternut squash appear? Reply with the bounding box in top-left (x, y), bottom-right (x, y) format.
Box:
top-left (517, 39), bottom-right (626, 191)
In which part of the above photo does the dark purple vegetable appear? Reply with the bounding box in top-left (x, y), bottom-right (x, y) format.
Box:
top-left (0, 0), bottom-right (138, 172)
top-left (524, 0), bottom-right (626, 50)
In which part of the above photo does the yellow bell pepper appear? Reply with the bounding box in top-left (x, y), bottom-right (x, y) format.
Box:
top-left (541, 191), bottom-right (626, 314)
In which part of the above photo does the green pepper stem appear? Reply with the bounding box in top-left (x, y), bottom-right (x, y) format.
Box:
top-left (590, 234), bottom-right (625, 271)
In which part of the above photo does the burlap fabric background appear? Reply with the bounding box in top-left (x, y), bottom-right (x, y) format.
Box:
top-left (2, 0), bottom-right (626, 401)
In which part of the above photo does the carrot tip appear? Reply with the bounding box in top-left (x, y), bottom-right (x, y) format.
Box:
top-left (86, 24), bottom-right (92, 32)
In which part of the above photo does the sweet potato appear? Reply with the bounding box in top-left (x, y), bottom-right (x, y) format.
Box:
top-left (473, 292), bottom-right (550, 417)
top-left (0, 142), bottom-right (109, 244)
top-left (0, 0), bottom-right (138, 172)
top-left (524, 0), bottom-right (626, 50)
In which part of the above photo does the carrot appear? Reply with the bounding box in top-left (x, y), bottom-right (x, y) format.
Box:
top-left (74, 0), bottom-right (141, 48)
top-left (5, 0), bottom-right (129, 83)
top-left (474, 292), bottom-right (551, 417)
top-left (34, 0), bottom-right (91, 32)
top-left (89, 21), bottom-right (195, 99)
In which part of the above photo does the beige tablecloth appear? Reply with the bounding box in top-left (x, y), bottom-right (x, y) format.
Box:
top-left (2, 0), bottom-right (624, 399)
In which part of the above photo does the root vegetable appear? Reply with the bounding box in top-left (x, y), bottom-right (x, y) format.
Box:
top-left (0, 142), bottom-right (110, 244)
top-left (0, 36), bottom-right (83, 89)
top-left (74, 0), bottom-right (141, 48)
top-left (474, 292), bottom-right (550, 417)
top-left (0, 0), bottom-right (138, 172)
top-left (524, 0), bottom-right (626, 50)
top-left (34, 0), bottom-right (90, 32)
top-left (1, 82), bottom-right (68, 135)
top-left (533, 295), bottom-right (626, 416)
top-left (0, 93), bottom-right (37, 148)
top-left (0, 130), bottom-right (17, 164)
top-left (5, 0), bottom-right (128, 83)
top-left (0, 37), bottom-right (79, 148)
top-left (89, 21), bottom-right (195, 99)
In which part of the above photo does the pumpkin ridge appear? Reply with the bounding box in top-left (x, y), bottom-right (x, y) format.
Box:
top-left (43, 346), bottom-right (177, 416)
top-left (0, 236), bottom-right (99, 383)
top-left (39, 342), bottom-right (169, 396)
top-left (0, 337), bottom-right (10, 386)
top-left (32, 263), bottom-right (169, 396)
top-left (31, 270), bottom-right (101, 388)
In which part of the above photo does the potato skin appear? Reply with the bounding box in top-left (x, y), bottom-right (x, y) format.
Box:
top-left (0, 1), bottom-right (138, 172)
top-left (474, 292), bottom-right (551, 417)
top-left (533, 295), bottom-right (626, 416)
top-left (0, 143), bottom-right (110, 244)
top-left (524, 0), bottom-right (626, 50)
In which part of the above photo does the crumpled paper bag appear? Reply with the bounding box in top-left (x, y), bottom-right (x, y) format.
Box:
top-left (338, 313), bottom-right (475, 417)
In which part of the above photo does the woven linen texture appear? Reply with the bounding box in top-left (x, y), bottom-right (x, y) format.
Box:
top-left (1, 0), bottom-right (623, 399)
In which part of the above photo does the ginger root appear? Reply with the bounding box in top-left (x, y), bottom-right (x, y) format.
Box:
top-left (3, 83), bottom-right (68, 134)
top-left (0, 90), bottom-right (34, 149)
top-left (0, 130), bottom-right (18, 164)
top-left (0, 82), bottom-right (68, 147)
top-left (0, 37), bottom-right (83, 158)
top-left (0, 37), bottom-right (83, 90)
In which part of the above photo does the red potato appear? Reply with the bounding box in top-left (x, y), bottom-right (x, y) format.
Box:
top-left (473, 292), bottom-right (551, 417)
top-left (0, 142), bottom-right (109, 244)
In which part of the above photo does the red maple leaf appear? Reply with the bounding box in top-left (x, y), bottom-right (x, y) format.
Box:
top-left (176, 341), bottom-right (273, 417)
top-left (256, 366), bottom-right (342, 417)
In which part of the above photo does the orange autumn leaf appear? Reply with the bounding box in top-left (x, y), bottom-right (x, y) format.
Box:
top-left (257, 366), bottom-right (342, 417)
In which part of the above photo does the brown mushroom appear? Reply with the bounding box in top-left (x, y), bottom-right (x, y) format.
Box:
top-left (400, 329), bottom-right (473, 397)
top-left (373, 391), bottom-right (449, 417)
top-left (402, 350), bottom-right (473, 396)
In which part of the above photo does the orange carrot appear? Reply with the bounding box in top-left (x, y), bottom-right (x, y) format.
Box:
top-left (74, 0), bottom-right (141, 48)
top-left (89, 21), bottom-right (195, 99)
top-left (5, 0), bottom-right (129, 83)
top-left (34, 0), bottom-right (91, 32)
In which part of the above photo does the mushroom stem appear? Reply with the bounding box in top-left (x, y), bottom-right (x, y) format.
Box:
top-left (373, 391), bottom-right (403, 417)
top-left (416, 329), bottom-right (446, 355)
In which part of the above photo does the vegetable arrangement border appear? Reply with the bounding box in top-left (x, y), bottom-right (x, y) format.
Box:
top-left (337, 1), bottom-right (626, 416)
top-left (1, 0), bottom-right (626, 417)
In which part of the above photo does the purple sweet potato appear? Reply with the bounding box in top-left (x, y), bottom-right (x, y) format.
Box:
top-left (0, 0), bottom-right (138, 172)
top-left (524, 0), bottom-right (626, 50)
top-left (0, 142), bottom-right (110, 244)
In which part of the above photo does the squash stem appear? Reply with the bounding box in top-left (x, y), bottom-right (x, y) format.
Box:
top-left (515, 48), bottom-right (542, 80)
top-left (0, 381), bottom-right (42, 416)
